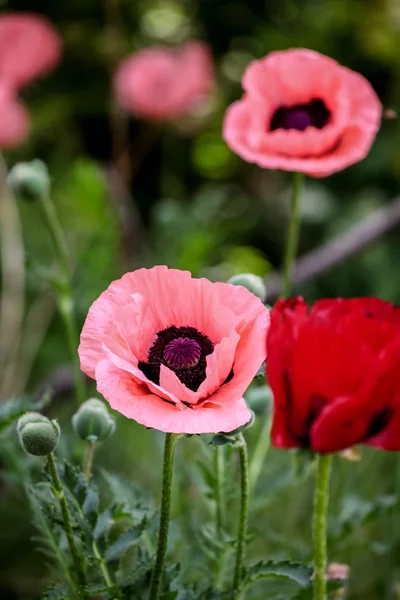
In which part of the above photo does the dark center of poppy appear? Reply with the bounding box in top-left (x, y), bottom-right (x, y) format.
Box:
top-left (163, 337), bottom-right (202, 369)
top-left (270, 99), bottom-right (330, 132)
top-left (138, 325), bottom-right (214, 392)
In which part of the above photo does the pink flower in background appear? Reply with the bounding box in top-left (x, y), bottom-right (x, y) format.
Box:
top-left (79, 266), bottom-right (269, 434)
top-left (0, 12), bottom-right (61, 148)
top-left (223, 49), bottom-right (381, 177)
top-left (114, 42), bottom-right (214, 121)
top-left (0, 82), bottom-right (29, 147)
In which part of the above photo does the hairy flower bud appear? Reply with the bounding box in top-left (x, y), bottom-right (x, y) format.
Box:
top-left (17, 412), bottom-right (60, 456)
top-left (7, 159), bottom-right (50, 202)
top-left (228, 273), bottom-right (266, 300)
top-left (72, 398), bottom-right (116, 442)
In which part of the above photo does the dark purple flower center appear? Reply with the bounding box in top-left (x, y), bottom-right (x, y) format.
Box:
top-left (270, 99), bottom-right (330, 132)
top-left (138, 325), bottom-right (214, 392)
top-left (163, 337), bottom-right (202, 369)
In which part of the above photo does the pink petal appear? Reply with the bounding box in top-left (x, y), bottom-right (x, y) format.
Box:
top-left (96, 359), bottom-right (252, 434)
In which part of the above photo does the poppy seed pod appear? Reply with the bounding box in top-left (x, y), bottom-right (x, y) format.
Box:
top-left (72, 398), bottom-right (116, 442)
top-left (7, 160), bottom-right (50, 202)
top-left (228, 273), bottom-right (266, 301)
top-left (17, 412), bottom-right (60, 456)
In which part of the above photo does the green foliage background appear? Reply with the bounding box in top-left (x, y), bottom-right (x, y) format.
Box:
top-left (1, 0), bottom-right (400, 598)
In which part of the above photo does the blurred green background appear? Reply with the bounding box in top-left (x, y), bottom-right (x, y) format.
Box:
top-left (1, 0), bottom-right (400, 598)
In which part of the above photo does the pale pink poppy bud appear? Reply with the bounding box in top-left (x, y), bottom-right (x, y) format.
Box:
top-left (114, 41), bottom-right (214, 121)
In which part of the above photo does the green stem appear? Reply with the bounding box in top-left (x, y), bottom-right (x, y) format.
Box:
top-left (47, 453), bottom-right (89, 599)
top-left (83, 440), bottom-right (96, 480)
top-left (233, 433), bottom-right (249, 597)
top-left (92, 540), bottom-right (119, 598)
top-left (281, 172), bottom-right (304, 298)
top-left (215, 446), bottom-right (225, 535)
top-left (248, 408), bottom-right (271, 495)
top-left (38, 193), bottom-right (85, 406)
top-left (313, 454), bottom-right (332, 600)
top-left (148, 433), bottom-right (179, 600)
top-left (214, 445), bottom-right (226, 589)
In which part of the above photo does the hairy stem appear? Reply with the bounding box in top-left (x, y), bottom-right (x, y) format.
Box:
top-left (313, 454), bottom-right (332, 600)
top-left (47, 453), bottom-right (89, 599)
top-left (233, 433), bottom-right (249, 597)
top-left (281, 171), bottom-right (304, 298)
top-left (148, 433), bottom-right (179, 600)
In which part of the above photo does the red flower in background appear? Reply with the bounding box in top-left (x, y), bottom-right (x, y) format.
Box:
top-left (114, 41), bottom-right (214, 121)
top-left (0, 13), bottom-right (61, 148)
top-left (223, 49), bottom-right (381, 177)
top-left (267, 297), bottom-right (400, 453)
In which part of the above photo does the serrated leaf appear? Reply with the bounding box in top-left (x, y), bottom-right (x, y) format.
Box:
top-left (105, 520), bottom-right (146, 562)
top-left (94, 507), bottom-right (114, 542)
top-left (41, 583), bottom-right (74, 600)
top-left (242, 561), bottom-right (313, 591)
top-left (82, 486), bottom-right (99, 527)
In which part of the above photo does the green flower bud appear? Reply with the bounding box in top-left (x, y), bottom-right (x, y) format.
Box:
top-left (72, 398), bottom-right (116, 442)
top-left (227, 273), bottom-right (266, 300)
top-left (7, 160), bottom-right (50, 202)
top-left (17, 412), bottom-right (60, 456)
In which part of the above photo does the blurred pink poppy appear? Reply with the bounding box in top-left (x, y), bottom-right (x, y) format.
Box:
top-left (114, 41), bottom-right (214, 121)
top-left (0, 13), bottom-right (61, 89)
top-left (0, 13), bottom-right (61, 148)
top-left (0, 82), bottom-right (29, 148)
top-left (223, 49), bottom-right (381, 177)
top-left (79, 266), bottom-right (269, 434)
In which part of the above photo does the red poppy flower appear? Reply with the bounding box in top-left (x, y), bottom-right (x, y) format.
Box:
top-left (223, 49), bottom-right (381, 177)
top-left (267, 297), bottom-right (400, 453)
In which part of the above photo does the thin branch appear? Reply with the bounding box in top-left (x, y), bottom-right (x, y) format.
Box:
top-left (265, 195), bottom-right (400, 302)
top-left (0, 155), bottom-right (25, 400)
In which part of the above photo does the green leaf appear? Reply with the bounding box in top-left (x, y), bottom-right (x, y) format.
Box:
top-left (242, 561), bottom-right (313, 591)
top-left (41, 583), bottom-right (74, 600)
top-left (82, 486), bottom-right (99, 527)
top-left (94, 506), bottom-right (114, 542)
top-left (105, 520), bottom-right (146, 562)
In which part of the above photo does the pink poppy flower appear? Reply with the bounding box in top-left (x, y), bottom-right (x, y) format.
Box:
top-left (79, 266), bottom-right (269, 434)
top-left (114, 41), bottom-right (214, 121)
top-left (0, 81), bottom-right (30, 148)
top-left (223, 49), bottom-right (382, 177)
top-left (0, 13), bottom-right (61, 89)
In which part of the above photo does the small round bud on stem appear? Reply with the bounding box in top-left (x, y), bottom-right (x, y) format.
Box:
top-left (72, 398), bottom-right (115, 442)
top-left (227, 273), bottom-right (266, 300)
top-left (7, 160), bottom-right (50, 202)
top-left (17, 412), bottom-right (60, 456)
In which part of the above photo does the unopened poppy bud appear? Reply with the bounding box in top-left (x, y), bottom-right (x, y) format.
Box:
top-left (17, 412), bottom-right (60, 456)
top-left (72, 398), bottom-right (115, 442)
top-left (7, 159), bottom-right (50, 202)
top-left (228, 273), bottom-right (266, 300)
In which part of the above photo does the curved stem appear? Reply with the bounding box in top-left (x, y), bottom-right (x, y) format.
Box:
top-left (38, 193), bottom-right (85, 406)
top-left (47, 453), bottom-right (89, 599)
top-left (281, 172), bottom-right (304, 298)
top-left (233, 433), bottom-right (249, 597)
top-left (148, 433), bottom-right (179, 600)
top-left (83, 440), bottom-right (96, 480)
top-left (313, 454), bottom-right (332, 600)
